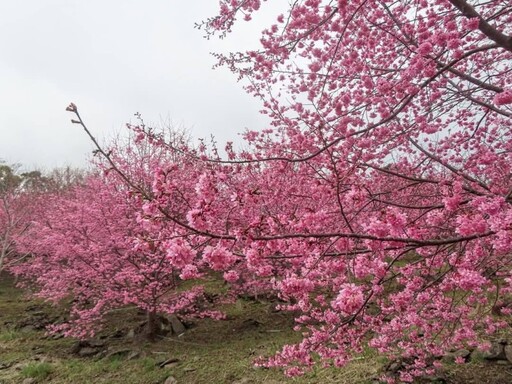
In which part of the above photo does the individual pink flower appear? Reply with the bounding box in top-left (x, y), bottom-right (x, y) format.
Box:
top-left (203, 246), bottom-right (236, 270)
top-left (331, 284), bottom-right (364, 314)
top-left (166, 240), bottom-right (195, 268)
top-left (464, 17), bottom-right (480, 31)
top-left (493, 90), bottom-right (512, 106)
top-left (179, 265), bottom-right (201, 280)
top-left (223, 270), bottom-right (240, 282)
top-left (417, 42), bottom-right (433, 55)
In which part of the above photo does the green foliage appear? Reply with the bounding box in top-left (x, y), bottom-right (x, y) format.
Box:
top-left (469, 350), bottom-right (485, 363)
top-left (0, 163), bottom-right (22, 194)
top-left (0, 328), bottom-right (19, 341)
top-left (105, 355), bottom-right (123, 370)
top-left (141, 357), bottom-right (157, 372)
top-left (21, 362), bottom-right (53, 380)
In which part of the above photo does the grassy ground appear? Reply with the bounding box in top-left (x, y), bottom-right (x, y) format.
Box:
top-left (1, 273), bottom-right (512, 383)
top-left (0, 273), bottom-right (380, 384)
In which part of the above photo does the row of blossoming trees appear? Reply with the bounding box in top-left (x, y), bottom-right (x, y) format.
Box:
top-left (3, 0), bottom-right (512, 381)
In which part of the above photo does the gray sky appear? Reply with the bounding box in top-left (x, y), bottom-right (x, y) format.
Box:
top-left (0, 1), bottom-right (275, 170)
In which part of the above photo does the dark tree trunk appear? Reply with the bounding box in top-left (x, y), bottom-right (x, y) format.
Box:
top-left (145, 311), bottom-right (160, 341)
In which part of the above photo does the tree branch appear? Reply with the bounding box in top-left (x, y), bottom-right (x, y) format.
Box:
top-left (448, 0), bottom-right (512, 52)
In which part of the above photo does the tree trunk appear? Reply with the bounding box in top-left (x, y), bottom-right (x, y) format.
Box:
top-left (146, 311), bottom-right (160, 341)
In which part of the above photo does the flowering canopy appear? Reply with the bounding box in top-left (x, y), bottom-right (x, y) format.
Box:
top-left (199, 0), bottom-right (512, 379)
top-left (12, 0), bottom-right (512, 381)
top-left (12, 135), bottom-right (224, 339)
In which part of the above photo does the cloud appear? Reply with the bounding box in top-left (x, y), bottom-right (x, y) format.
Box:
top-left (0, 0), bottom-right (275, 169)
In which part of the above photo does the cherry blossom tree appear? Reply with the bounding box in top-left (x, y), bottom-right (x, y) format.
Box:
top-left (62, 0), bottom-right (512, 380)
top-left (200, 0), bottom-right (512, 380)
top-left (12, 131), bottom-right (224, 340)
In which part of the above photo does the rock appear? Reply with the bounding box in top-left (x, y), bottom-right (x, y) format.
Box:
top-left (33, 355), bottom-right (43, 361)
top-left (242, 318), bottom-right (262, 327)
top-left (22, 378), bottom-right (36, 384)
top-left (127, 351), bottom-right (141, 360)
top-left (126, 328), bottom-right (135, 339)
top-left (168, 315), bottom-right (186, 335)
top-left (183, 367), bottom-right (196, 372)
top-left (70, 339), bottom-right (107, 357)
top-left (482, 342), bottom-right (506, 360)
top-left (386, 361), bottom-right (401, 373)
top-left (78, 347), bottom-right (100, 357)
top-left (50, 333), bottom-right (64, 340)
top-left (13, 362), bottom-right (26, 371)
top-left (0, 361), bottom-right (13, 370)
top-left (88, 339), bottom-right (106, 348)
top-left (70, 341), bottom-right (88, 354)
top-left (505, 345), bottom-right (512, 364)
top-left (105, 349), bottom-right (132, 359)
top-left (164, 376), bottom-right (178, 384)
top-left (443, 349), bottom-right (471, 363)
top-left (180, 319), bottom-right (195, 329)
top-left (110, 329), bottom-right (125, 338)
top-left (16, 312), bottom-right (51, 331)
top-left (237, 318), bottom-right (263, 331)
top-left (421, 376), bottom-right (446, 383)
top-left (496, 360), bottom-right (509, 365)
top-left (158, 357), bottom-right (180, 368)
top-left (69, 340), bottom-right (90, 354)
top-left (455, 349), bottom-right (471, 358)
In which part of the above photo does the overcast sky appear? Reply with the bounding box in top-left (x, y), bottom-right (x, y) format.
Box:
top-left (0, 1), bottom-right (276, 170)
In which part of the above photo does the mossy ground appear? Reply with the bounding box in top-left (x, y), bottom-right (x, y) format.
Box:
top-left (1, 272), bottom-right (511, 383)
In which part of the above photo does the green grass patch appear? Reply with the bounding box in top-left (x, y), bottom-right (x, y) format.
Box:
top-left (0, 328), bottom-right (20, 341)
top-left (21, 362), bottom-right (53, 380)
